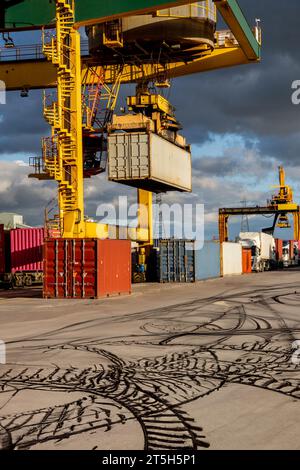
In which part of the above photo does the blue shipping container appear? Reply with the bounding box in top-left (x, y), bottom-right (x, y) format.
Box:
top-left (150, 240), bottom-right (195, 283)
top-left (195, 241), bottom-right (220, 281)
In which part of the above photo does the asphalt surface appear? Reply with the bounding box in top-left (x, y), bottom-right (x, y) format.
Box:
top-left (0, 269), bottom-right (299, 450)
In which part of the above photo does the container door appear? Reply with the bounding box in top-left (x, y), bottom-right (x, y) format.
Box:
top-left (184, 242), bottom-right (195, 282)
top-left (159, 241), bottom-right (173, 282)
top-left (177, 241), bottom-right (184, 282)
top-left (63, 239), bottom-right (97, 299)
top-left (242, 248), bottom-right (252, 274)
top-left (53, 240), bottom-right (72, 298)
top-left (131, 133), bottom-right (149, 179)
top-left (44, 239), bottom-right (65, 298)
top-left (158, 240), bottom-right (195, 283)
top-left (97, 240), bottom-right (131, 297)
top-left (81, 240), bottom-right (97, 298)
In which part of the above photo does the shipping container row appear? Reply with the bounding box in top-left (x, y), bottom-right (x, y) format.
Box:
top-left (1, 224), bottom-right (299, 292)
top-left (143, 240), bottom-right (242, 283)
top-left (140, 238), bottom-right (299, 284)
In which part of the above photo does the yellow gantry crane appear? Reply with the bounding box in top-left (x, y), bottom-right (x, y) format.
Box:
top-left (0, 0), bottom-right (262, 243)
top-left (219, 166), bottom-right (300, 243)
top-left (35, 1), bottom-right (154, 240)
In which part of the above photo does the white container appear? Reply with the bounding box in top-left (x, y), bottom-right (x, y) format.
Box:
top-left (238, 232), bottom-right (275, 260)
top-left (108, 132), bottom-right (192, 193)
top-left (0, 213), bottom-right (25, 230)
top-left (221, 242), bottom-right (242, 276)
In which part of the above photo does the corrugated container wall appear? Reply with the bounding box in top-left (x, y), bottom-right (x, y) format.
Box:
top-left (0, 225), bottom-right (5, 274)
top-left (10, 228), bottom-right (44, 272)
top-left (44, 239), bottom-right (131, 299)
top-left (108, 132), bottom-right (192, 193)
top-left (221, 242), bottom-right (242, 276)
top-left (149, 240), bottom-right (195, 283)
top-left (195, 241), bottom-right (220, 281)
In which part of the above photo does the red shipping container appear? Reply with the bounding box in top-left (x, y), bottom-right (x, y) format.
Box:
top-left (44, 238), bottom-right (131, 299)
top-left (275, 239), bottom-right (283, 261)
top-left (10, 228), bottom-right (44, 272)
top-left (0, 225), bottom-right (5, 274)
top-left (242, 248), bottom-right (252, 274)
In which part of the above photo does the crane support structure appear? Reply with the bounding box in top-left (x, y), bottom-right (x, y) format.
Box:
top-left (0, 1), bottom-right (261, 92)
top-left (214, 0), bottom-right (261, 60)
top-left (0, 1), bottom-right (211, 29)
top-left (219, 207), bottom-right (300, 244)
top-left (0, 0), bottom-right (261, 242)
top-left (219, 167), bottom-right (300, 243)
top-left (0, 0), bottom-right (259, 36)
top-left (0, 43), bottom-right (254, 92)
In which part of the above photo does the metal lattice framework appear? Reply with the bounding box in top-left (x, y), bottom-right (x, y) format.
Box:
top-left (2, 0), bottom-right (261, 241)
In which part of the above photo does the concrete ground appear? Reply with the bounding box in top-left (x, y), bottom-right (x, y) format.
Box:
top-left (0, 269), bottom-right (299, 450)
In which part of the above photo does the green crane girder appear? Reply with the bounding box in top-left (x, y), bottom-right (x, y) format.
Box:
top-left (0, 0), bottom-right (261, 62)
top-left (214, 0), bottom-right (260, 60)
top-left (0, 0), bottom-right (204, 30)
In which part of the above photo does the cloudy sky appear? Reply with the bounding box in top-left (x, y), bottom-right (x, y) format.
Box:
top-left (0, 0), bottom-right (299, 240)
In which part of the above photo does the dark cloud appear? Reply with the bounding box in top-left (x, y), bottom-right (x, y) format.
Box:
top-left (0, 91), bottom-right (48, 155)
top-left (170, 0), bottom-right (300, 165)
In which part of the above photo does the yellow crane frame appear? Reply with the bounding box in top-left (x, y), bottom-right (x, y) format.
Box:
top-left (219, 167), bottom-right (300, 243)
top-left (0, 0), bottom-right (261, 242)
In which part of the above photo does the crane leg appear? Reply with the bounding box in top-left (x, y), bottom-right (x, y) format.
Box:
top-left (137, 189), bottom-right (153, 246)
top-left (293, 211), bottom-right (300, 240)
top-left (219, 214), bottom-right (229, 244)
